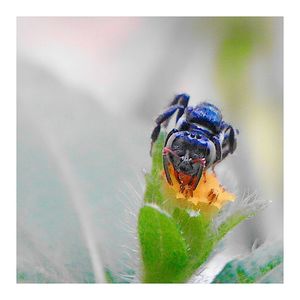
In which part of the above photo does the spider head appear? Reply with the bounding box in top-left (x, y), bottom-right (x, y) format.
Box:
top-left (164, 131), bottom-right (214, 177)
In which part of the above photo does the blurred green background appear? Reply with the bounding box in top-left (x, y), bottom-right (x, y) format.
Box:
top-left (17, 17), bottom-right (282, 283)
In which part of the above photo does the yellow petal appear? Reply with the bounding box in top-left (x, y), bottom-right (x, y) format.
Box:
top-left (163, 165), bottom-right (235, 214)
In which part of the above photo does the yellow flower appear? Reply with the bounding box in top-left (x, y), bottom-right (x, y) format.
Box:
top-left (163, 165), bottom-right (235, 215)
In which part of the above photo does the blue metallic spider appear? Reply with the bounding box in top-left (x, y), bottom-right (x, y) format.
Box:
top-left (150, 93), bottom-right (238, 194)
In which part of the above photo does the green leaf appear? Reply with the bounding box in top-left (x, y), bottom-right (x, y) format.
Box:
top-left (173, 209), bottom-right (214, 273)
top-left (138, 205), bottom-right (188, 283)
top-left (215, 214), bottom-right (248, 243)
top-left (144, 131), bottom-right (166, 206)
top-left (104, 268), bottom-right (135, 283)
top-left (258, 263), bottom-right (283, 283)
top-left (212, 240), bottom-right (283, 283)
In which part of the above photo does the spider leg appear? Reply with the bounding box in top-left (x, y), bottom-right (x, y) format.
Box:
top-left (228, 125), bottom-right (238, 154)
top-left (163, 93), bottom-right (190, 127)
top-left (150, 94), bottom-right (190, 155)
top-left (164, 128), bottom-right (179, 147)
top-left (150, 104), bottom-right (185, 155)
top-left (211, 135), bottom-right (223, 164)
top-left (162, 154), bottom-right (173, 185)
top-left (175, 93), bottom-right (190, 124)
top-left (150, 125), bottom-right (161, 155)
top-left (177, 119), bottom-right (190, 131)
top-left (221, 125), bottom-right (238, 159)
top-left (191, 164), bottom-right (204, 191)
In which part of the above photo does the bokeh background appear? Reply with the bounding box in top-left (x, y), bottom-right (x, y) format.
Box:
top-left (17, 17), bottom-right (283, 283)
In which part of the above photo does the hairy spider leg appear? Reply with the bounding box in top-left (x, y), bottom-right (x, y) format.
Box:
top-left (150, 94), bottom-right (190, 155)
top-left (150, 104), bottom-right (184, 155)
top-left (163, 128), bottom-right (179, 147)
top-left (175, 93), bottom-right (190, 124)
top-left (163, 154), bottom-right (173, 185)
top-left (162, 129), bottom-right (179, 186)
top-left (220, 125), bottom-right (238, 160)
top-left (162, 144), bottom-right (181, 186)
top-left (227, 125), bottom-right (238, 153)
top-left (164, 93), bottom-right (190, 126)
top-left (176, 119), bottom-right (190, 131)
top-left (191, 160), bottom-right (205, 191)
top-left (210, 134), bottom-right (223, 174)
